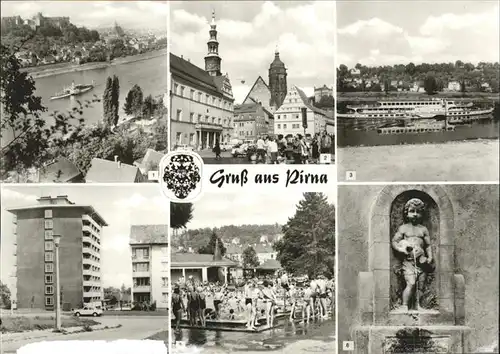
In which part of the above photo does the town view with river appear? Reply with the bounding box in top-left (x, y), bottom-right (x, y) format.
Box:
top-left (2, 53), bottom-right (167, 146)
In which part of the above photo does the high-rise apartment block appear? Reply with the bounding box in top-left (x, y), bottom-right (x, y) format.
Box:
top-left (8, 195), bottom-right (108, 311)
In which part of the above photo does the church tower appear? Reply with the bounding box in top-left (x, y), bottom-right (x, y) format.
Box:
top-left (268, 47), bottom-right (287, 109)
top-left (204, 10), bottom-right (222, 77)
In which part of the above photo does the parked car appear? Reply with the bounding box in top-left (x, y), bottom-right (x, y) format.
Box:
top-left (231, 143), bottom-right (248, 157)
top-left (72, 306), bottom-right (103, 317)
top-left (174, 144), bottom-right (194, 151)
top-left (219, 143), bottom-right (233, 152)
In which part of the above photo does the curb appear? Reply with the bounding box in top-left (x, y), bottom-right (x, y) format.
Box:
top-left (1, 324), bottom-right (122, 343)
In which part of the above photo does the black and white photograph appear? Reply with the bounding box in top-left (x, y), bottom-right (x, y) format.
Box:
top-left (0, 185), bottom-right (169, 353)
top-left (337, 184), bottom-right (498, 353)
top-left (336, 1), bottom-right (499, 182)
top-left (0, 1), bottom-right (168, 183)
top-left (169, 1), bottom-right (335, 165)
top-left (169, 190), bottom-right (335, 353)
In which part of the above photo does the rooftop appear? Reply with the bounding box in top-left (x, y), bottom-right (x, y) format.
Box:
top-left (171, 252), bottom-right (238, 268)
top-left (170, 53), bottom-right (233, 100)
top-left (38, 157), bottom-right (83, 183)
top-left (7, 201), bottom-right (108, 226)
top-left (130, 225), bottom-right (168, 245)
top-left (258, 258), bottom-right (282, 270)
top-left (85, 158), bottom-right (142, 183)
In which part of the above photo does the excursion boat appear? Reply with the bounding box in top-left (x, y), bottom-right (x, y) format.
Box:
top-left (338, 98), bottom-right (493, 119)
top-left (377, 119), bottom-right (455, 135)
top-left (50, 81), bottom-right (95, 100)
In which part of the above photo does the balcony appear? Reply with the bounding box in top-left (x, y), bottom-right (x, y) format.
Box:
top-left (132, 270), bottom-right (150, 277)
top-left (82, 215), bottom-right (101, 231)
top-left (82, 225), bottom-right (101, 240)
top-left (133, 285), bottom-right (151, 292)
top-left (82, 258), bottom-right (99, 268)
top-left (83, 280), bottom-right (99, 287)
top-left (83, 246), bottom-right (99, 258)
top-left (132, 255), bottom-right (150, 262)
top-left (83, 291), bottom-right (101, 298)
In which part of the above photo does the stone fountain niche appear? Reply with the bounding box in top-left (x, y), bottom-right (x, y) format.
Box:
top-left (354, 185), bottom-right (471, 353)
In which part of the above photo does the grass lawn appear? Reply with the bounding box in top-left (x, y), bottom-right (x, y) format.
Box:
top-left (103, 310), bottom-right (168, 317)
top-left (1, 315), bottom-right (99, 333)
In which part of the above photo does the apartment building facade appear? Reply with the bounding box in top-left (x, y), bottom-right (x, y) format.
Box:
top-left (7, 195), bottom-right (108, 311)
top-left (130, 225), bottom-right (169, 309)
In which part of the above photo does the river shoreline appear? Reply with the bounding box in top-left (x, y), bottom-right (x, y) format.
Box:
top-left (21, 48), bottom-right (168, 79)
top-left (337, 91), bottom-right (500, 102)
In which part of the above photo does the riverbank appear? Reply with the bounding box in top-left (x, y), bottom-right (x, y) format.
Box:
top-left (21, 48), bottom-right (168, 79)
top-left (337, 91), bottom-right (499, 102)
top-left (338, 139), bottom-right (499, 182)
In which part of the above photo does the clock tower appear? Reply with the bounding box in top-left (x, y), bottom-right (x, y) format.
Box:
top-left (204, 10), bottom-right (222, 77)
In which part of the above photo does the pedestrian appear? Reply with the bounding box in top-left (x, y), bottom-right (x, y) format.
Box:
top-left (256, 136), bottom-right (266, 163)
top-left (267, 136), bottom-right (279, 164)
top-left (213, 140), bottom-right (221, 160)
top-left (312, 133), bottom-right (320, 163)
top-left (197, 286), bottom-right (206, 326)
top-left (298, 135), bottom-right (309, 164)
top-left (262, 280), bottom-right (277, 328)
top-left (172, 285), bottom-right (184, 332)
top-left (244, 280), bottom-right (255, 329)
top-left (213, 286), bottom-right (224, 320)
top-left (320, 131), bottom-right (332, 154)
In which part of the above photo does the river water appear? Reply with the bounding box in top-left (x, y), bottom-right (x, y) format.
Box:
top-left (170, 319), bottom-right (336, 354)
top-left (1, 54), bottom-right (167, 146)
top-left (338, 117), bottom-right (499, 147)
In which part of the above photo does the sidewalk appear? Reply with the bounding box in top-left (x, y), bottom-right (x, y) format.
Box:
top-left (1, 324), bottom-right (121, 343)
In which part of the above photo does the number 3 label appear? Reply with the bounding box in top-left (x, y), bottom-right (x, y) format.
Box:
top-left (346, 171), bottom-right (356, 181)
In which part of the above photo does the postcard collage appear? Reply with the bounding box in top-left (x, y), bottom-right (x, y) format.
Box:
top-left (0, 1), bottom-right (498, 354)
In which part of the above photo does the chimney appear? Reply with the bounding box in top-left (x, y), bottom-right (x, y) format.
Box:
top-left (114, 155), bottom-right (118, 162)
top-left (181, 55), bottom-right (183, 59)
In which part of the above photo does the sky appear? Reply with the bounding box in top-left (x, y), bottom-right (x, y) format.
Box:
top-left (186, 190), bottom-right (336, 230)
top-left (337, 0), bottom-right (499, 67)
top-left (170, 1), bottom-right (335, 104)
top-left (0, 185), bottom-right (169, 292)
top-left (0, 1), bottom-right (168, 31)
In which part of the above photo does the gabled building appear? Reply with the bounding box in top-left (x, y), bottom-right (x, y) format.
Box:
top-left (233, 98), bottom-right (274, 140)
top-left (242, 76), bottom-right (273, 113)
top-left (274, 85), bottom-right (335, 137)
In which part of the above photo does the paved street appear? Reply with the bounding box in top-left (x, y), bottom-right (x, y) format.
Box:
top-left (196, 149), bottom-right (334, 165)
top-left (1, 316), bottom-right (167, 353)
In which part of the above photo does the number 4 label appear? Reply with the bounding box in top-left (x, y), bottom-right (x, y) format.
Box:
top-left (343, 340), bottom-right (354, 351)
top-left (346, 171), bottom-right (356, 181)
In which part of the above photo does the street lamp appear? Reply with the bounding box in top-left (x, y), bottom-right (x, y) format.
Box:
top-left (53, 234), bottom-right (62, 331)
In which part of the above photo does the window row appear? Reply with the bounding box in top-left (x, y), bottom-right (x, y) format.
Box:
top-left (172, 82), bottom-right (232, 111)
top-left (276, 113), bottom-right (301, 120)
top-left (175, 109), bottom-right (231, 126)
top-left (276, 123), bottom-right (301, 129)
